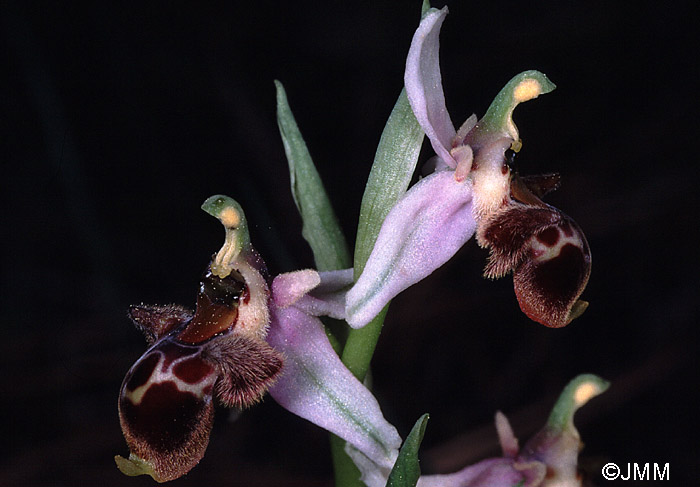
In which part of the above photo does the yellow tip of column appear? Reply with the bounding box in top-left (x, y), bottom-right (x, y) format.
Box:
top-left (573, 381), bottom-right (600, 407)
top-left (219, 207), bottom-right (241, 228)
top-left (514, 78), bottom-right (543, 103)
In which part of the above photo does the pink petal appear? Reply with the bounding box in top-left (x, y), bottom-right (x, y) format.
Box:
top-left (272, 268), bottom-right (353, 319)
top-left (298, 268), bottom-right (354, 319)
top-left (346, 171), bottom-right (475, 328)
top-left (419, 458), bottom-right (545, 487)
top-left (271, 269), bottom-right (321, 308)
top-left (405, 7), bottom-right (457, 168)
top-left (267, 305), bottom-right (400, 468)
top-left (495, 411), bottom-right (519, 458)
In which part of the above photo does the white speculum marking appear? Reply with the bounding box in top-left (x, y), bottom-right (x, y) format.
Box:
top-left (124, 350), bottom-right (216, 406)
top-left (529, 227), bottom-right (583, 263)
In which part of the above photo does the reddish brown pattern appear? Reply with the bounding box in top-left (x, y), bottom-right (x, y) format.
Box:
top-left (536, 227), bottom-right (559, 247)
top-left (173, 357), bottom-right (215, 384)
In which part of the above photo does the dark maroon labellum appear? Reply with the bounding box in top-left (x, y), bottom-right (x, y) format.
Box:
top-left (117, 262), bottom-right (283, 482)
top-left (478, 202), bottom-right (591, 328)
top-left (118, 340), bottom-right (217, 481)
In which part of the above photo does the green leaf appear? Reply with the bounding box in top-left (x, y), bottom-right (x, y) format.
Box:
top-left (342, 87), bottom-right (425, 382)
top-left (386, 414), bottom-right (429, 487)
top-left (275, 80), bottom-right (352, 271)
top-left (353, 87), bottom-right (424, 279)
top-left (330, 434), bottom-right (362, 487)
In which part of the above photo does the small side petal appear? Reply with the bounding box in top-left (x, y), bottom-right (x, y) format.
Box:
top-left (405, 7), bottom-right (457, 168)
top-left (271, 269), bottom-right (321, 308)
top-left (298, 268), bottom-right (354, 319)
top-left (267, 306), bottom-right (401, 468)
top-left (347, 171), bottom-right (475, 328)
top-left (271, 268), bottom-right (353, 319)
top-left (495, 411), bottom-right (519, 458)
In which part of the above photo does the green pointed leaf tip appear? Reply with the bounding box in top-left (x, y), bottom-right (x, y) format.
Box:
top-left (387, 414), bottom-right (429, 487)
top-left (477, 70), bottom-right (556, 142)
top-left (274, 80), bottom-right (351, 271)
top-left (546, 374), bottom-right (609, 433)
top-left (343, 89), bottom-right (423, 380)
top-left (354, 88), bottom-right (424, 279)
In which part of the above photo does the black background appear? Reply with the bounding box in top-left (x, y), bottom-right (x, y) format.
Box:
top-left (2, 1), bottom-right (697, 485)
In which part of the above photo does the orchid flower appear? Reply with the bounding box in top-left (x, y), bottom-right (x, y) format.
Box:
top-left (345, 374), bottom-right (609, 487)
top-left (115, 196), bottom-right (283, 482)
top-left (115, 196), bottom-right (400, 482)
top-left (347, 7), bottom-right (591, 329)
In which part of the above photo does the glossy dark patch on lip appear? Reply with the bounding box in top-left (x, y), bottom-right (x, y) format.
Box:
top-left (524, 244), bottom-right (587, 302)
top-left (178, 268), bottom-right (248, 344)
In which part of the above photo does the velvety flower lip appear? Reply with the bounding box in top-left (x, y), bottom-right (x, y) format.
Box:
top-left (267, 269), bottom-right (402, 469)
top-left (115, 196), bottom-right (283, 482)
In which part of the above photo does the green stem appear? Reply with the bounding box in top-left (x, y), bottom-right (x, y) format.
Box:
top-left (333, 88), bottom-right (423, 487)
top-left (330, 434), bottom-right (362, 487)
top-left (341, 306), bottom-right (389, 381)
top-left (331, 4), bottom-right (427, 484)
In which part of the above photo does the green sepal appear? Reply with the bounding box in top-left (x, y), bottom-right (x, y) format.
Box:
top-left (114, 454), bottom-right (158, 481)
top-left (386, 414), bottom-right (429, 487)
top-left (275, 80), bottom-right (351, 271)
